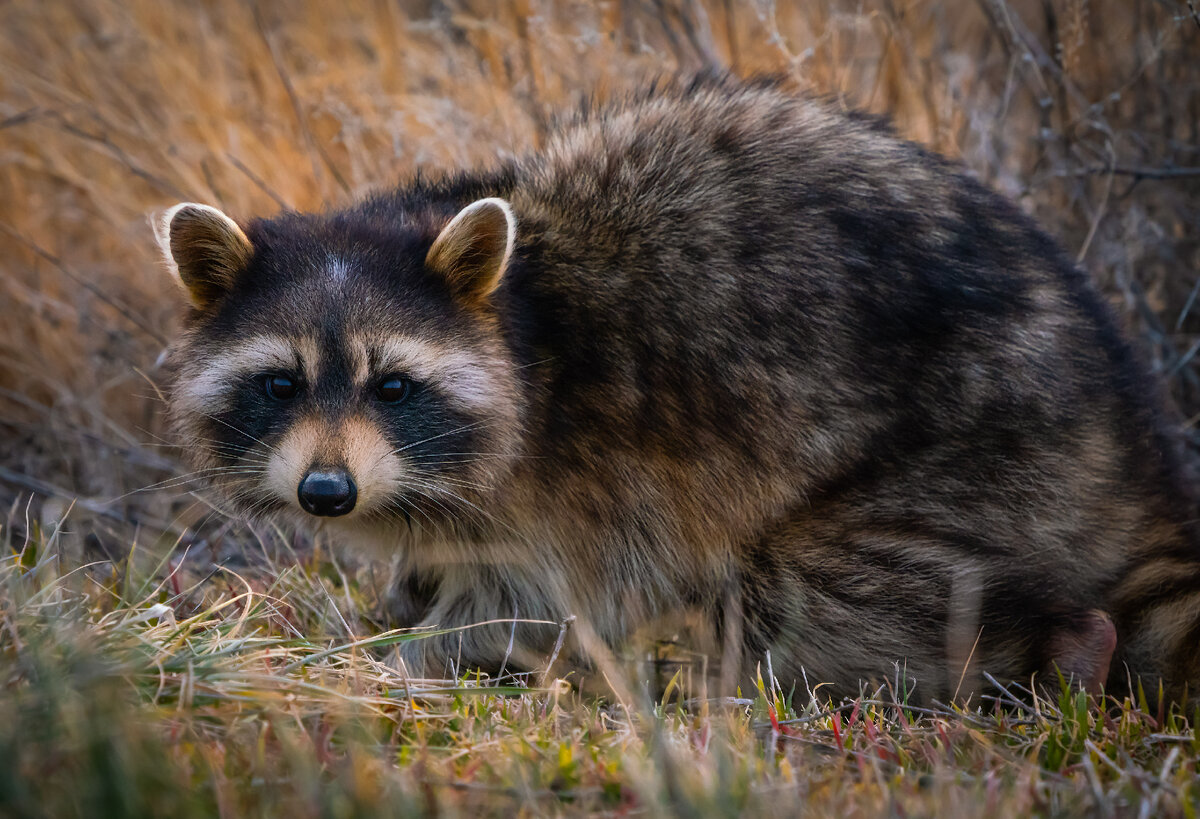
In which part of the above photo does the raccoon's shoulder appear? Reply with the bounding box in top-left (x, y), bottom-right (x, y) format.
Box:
top-left (505, 76), bottom-right (957, 255)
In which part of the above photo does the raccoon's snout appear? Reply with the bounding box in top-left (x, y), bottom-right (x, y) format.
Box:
top-left (298, 469), bottom-right (357, 517)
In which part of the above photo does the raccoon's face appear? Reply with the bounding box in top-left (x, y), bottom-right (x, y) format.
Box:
top-left (154, 198), bottom-right (522, 535)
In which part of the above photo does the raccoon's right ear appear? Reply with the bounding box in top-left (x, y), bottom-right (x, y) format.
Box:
top-left (154, 203), bottom-right (254, 310)
top-left (425, 197), bottom-right (516, 305)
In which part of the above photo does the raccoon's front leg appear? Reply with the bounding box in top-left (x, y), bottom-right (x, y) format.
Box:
top-left (382, 564), bottom-right (440, 628)
top-left (395, 565), bottom-right (565, 679)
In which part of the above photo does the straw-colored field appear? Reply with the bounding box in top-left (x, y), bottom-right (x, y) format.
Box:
top-left (2, 1), bottom-right (1199, 815)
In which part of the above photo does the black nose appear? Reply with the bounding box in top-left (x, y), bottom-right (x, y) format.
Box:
top-left (297, 470), bottom-right (357, 517)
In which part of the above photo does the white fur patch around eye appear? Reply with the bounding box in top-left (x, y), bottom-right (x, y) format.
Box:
top-left (364, 335), bottom-right (502, 411)
top-left (176, 335), bottom-right (316, 416)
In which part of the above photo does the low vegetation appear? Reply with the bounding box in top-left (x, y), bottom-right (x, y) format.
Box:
top-left (3, 516), bottom-right (1199, 817)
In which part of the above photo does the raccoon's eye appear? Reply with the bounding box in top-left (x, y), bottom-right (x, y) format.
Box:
top-left (262, 374), bottom-right (299, 401)
top-left (375, 375), bottom-right (412, 404)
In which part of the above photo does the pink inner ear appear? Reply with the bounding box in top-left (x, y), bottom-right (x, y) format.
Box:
top-left (1046, 609), bottom-right (1117, 692)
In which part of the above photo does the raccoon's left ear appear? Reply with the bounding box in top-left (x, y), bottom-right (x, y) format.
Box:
top-left (154, 202), bottom-right (254, 310)
top-left (425, 197), bottom-right (516, 305)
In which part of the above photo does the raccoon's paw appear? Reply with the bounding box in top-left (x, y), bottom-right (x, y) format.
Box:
top-left (1046, 608), bottom-right (1117, 693)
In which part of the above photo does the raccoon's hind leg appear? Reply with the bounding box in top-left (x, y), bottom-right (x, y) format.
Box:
top-left (729, 519), bottom-right (1114, 704)
top-left (729, 531), bottom-right (972, 703)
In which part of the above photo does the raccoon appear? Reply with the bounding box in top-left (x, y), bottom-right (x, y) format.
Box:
top-left (155, 75), bottom-right (1200, 703)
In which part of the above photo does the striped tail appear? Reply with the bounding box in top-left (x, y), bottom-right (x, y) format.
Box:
top-left (1107, 540), bottom-right (1200, 705)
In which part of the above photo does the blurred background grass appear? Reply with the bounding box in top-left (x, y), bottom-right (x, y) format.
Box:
top-left (1, 0), bottom-right (1198, 551)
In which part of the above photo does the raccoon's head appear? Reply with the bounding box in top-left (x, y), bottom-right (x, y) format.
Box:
top-left (154, 197), bottom-right (522, 536)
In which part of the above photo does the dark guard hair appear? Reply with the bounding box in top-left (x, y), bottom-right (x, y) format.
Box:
top-left (156, 74), bottom-right (1200, 704)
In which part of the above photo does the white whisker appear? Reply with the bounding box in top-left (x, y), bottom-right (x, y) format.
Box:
top-left (389, 420), bottom-right (494, 456)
